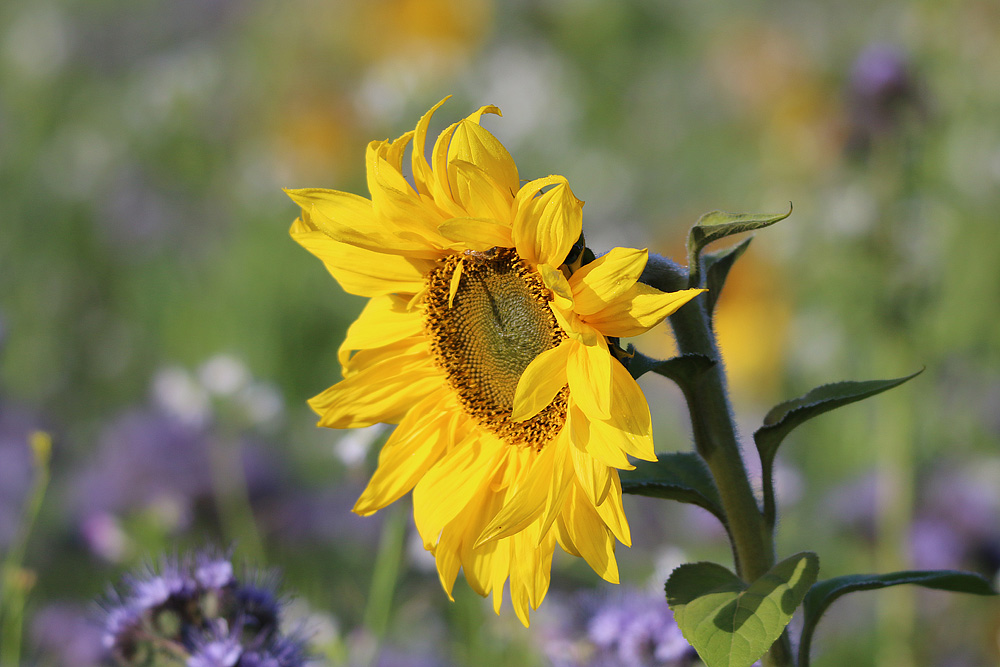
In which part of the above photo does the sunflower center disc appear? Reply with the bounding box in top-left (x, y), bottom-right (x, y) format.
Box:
top-left (426, 249), bottom-right (568, 448)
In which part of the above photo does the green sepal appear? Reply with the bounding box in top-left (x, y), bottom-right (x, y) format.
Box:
top-left (686, 204), bottom-right (791, 288)
top-left (620, 452), bottom-right (725, 525)
top-left (798, 570), bottom-right (997, 666)
top-left (754, 369), bottom-right (922, 527)
top-left (666, 552), bottom-right (819, 667)
top-left (622, 345), bottom-right (715, 385)
top-left (703, 236), bottom-right (753, 317)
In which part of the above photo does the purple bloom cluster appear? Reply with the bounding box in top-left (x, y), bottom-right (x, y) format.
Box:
top-left (845, 43), bottom-right (926, 154)
top-left (910, 461), bottom-right (1000, 578)
top-left (540, 588), bottom-right (697, 667)
top-left (824, 461), bottom-right (1000, 582)
top-left (102, 551), bottom-right (309, 667)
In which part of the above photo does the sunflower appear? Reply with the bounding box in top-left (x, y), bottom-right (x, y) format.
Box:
top-left (286, 98), bottom-right (703, 625)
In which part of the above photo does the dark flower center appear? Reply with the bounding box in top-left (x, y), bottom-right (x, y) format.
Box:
top-left (425, 248), bottom-right (567, 448)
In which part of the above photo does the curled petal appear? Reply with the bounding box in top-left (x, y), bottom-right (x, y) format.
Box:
top-left (448, 116), bottom-right (519, 204)
top-left (584, 285), bottom-right (706, 338)
top-left (513, 180), bottom-right (582, 267)
top-left (570, 247), bottom-right (649, 315)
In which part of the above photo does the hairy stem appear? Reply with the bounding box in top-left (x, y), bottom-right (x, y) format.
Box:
top-left (643, 256), bottom-right (792, 666)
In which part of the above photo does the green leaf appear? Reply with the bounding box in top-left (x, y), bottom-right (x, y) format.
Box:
top-left (686, 205), bottom-right (791, 288)
top-left (666, 552), bottom-right (819, 667)
top-left (620, 452), bottom-right (725, 524)
top-left (623, 346), bottom-right (715, 384)
top-left (799, 570), bottom-right (997, 666)
top-left (703, 237), bottom-right (753, 317)
top-left (754, 370), bottom-right (922, 527)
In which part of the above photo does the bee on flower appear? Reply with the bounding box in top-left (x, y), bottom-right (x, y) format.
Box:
top-left (287, 97), bottom-right (703, 625)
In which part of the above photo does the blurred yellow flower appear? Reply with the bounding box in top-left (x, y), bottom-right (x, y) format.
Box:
top-left (353, 0), bottom-right (491, 64)
top-left (286, 99), bottom-right (703, 625)
top-left (712, 254), bottom-right (790, 400)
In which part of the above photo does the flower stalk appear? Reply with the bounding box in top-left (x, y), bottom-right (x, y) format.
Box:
top-left (642, 255), bottom-right (792, 666)
top-left (0, 432), bottom-right (51, 667)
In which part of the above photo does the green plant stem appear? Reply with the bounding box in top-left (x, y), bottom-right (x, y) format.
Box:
top-left (361, 504), bottom-right (406, 667)
top-left (0, 433), bottom-right (51, 667)
top-left (208, 432), bottom-right (265, 565)
top-left (646, 258), bottom-right (792, 666)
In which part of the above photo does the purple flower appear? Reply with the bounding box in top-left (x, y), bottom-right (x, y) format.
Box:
top-left (30, 604), bottom-right (106, 667)
top-left (102, 604), bottom-right (141, 650)
top-left (910, 460), bottom-right (1000, 578)
top-left (540, 588), bottom-right (696, 667)
top-left (101, 550), bottom-right (309, 666)
top-left (910, 518), bottom-right (966, 571)
top-left (70, 401), bottom-right (290, 560)
top-left (236, 583), bottom-right (282, 637)
top-left (845, 43), bottom-right (925, 154)
top-left (197, 554), bottom-right (236, 590)
top-left (127, 559), bottom-right (197, 609)
top-left (188, 622), bottom-right (244, 667)
top-left (240, 636), bottom-right (310, 667)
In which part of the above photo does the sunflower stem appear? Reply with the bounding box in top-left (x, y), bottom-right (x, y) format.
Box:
top-left (643, 256), bottom-right (792, 666)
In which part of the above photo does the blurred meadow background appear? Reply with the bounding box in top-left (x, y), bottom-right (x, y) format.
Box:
top-left (2, 0), bottom-right (999, 665)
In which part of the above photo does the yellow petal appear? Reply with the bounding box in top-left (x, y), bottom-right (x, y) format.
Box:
top-left (411, 97), bottom-right (451, 196)
top-left (583, 284), bottom-right (706, 338)
top-left (308, 347), bottom-right (442, 428)
top-left (385, 129), bottom-right (414, 172)
top-left (489, 538), bottom-right (512, 614)
top-left (448, 116), bottom-right (519, 203)
top-left (510, 341), bottom-right (571, 422)
top-left (438, 217), bottom-right (514, 252)
top-left (509, 526), bottom-right (555, 626)
top-left (529, 530), bottom-right (557, 608)
top-left (448, 257), bottom-right (463, 308)
top-left (511, 175), bottom-right (568, 223)
top-left (341, 335), bottom-right (425, 378)
top-left (569, 247), bottom-right (648, 316)
top-left (457, 476), bottom-right (508, 596)
top-left (431, 120), bottom-right (462, 206)
top-left (567, 341), bottom-right (613, 420)
top-left (538, 263), bottom-right (574, 310)
top-left (433, 520), bottom-right (464, 600)
top-left (570, 444), bottom-right (613, 508)
top-left (413, 432), bottom-right (504, 549)
top-left (557, 486), bottom-right (619, 583)
top-left (476, 442), bottom-right (572, 547)
top-left (338, 294), bottom-right (425, 370)
top-left (567, 403), bottom-right (634, 470)
top-left (290, 219), bottom-right (431, 297)
top-left (449, 159), bottom-right (516, 223)
top-left (601, 360), bottom-right (656, 461)
top-left (284, 187), bottom-right (375, 236)
top-left (513, 182), bottom-right (582, 268)
top-left (367, 142), bottom-right (429, 220)
top-left (465, 103), bottom-right (502, 125)
top-left (511, 176), bottom-right (566, 263)
top-left (352, 390), bottom-right (454, 516)
top-left (594, 472), bottom-right (632, 547)
top-left (289, 156), bottom-right (443, 257)
top-left (474, 448), bottom-right (552, 546)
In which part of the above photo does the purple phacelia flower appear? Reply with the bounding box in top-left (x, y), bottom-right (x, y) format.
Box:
top-left (101, 550), bottom-right (309, 667)
top-left (196, 556), bottom-right (236, 590)
top-left (188, 622), bottom-right (244, 667)
top-left (845, 43), bottom-right (926, 155)
top-left (540, 587), bottom-right (697, 667)
top-left (240, 635), bottom-right (310, 667)
top-left (128, 560), bottom-right (197, 609)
